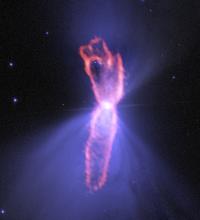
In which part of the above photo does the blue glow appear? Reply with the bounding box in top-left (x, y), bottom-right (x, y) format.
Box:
top-left (4, 113), bottom-right (198, 219)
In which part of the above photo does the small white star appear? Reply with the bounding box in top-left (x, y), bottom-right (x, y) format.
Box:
top-left (0, 209), bottom-right (5, 215)
top-left (45, 31), bottom-right (49, 36)
top-left (12, 97), bottom-right (18, 104)
top-left (9, 61), bottom-right (14, 67)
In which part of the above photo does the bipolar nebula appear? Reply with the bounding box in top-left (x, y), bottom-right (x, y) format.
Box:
top-left (79, 37), bottom-right (125, 191)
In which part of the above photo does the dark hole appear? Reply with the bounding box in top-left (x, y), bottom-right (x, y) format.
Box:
top-left (90, 60), bottom-right (102, 82)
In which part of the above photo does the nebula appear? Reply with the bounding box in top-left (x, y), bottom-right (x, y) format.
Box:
top-left (79, 37), bottom-right (125, 191)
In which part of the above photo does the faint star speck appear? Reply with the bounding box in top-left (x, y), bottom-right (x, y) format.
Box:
top-left (172, 75), bottom-right (176, 80)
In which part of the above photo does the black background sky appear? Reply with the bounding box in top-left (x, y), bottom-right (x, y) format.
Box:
top-left (1, 0), bottom-right (200, 219)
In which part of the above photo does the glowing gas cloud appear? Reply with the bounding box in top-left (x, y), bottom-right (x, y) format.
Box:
top-left (79, 37), bottom-right (125, 191)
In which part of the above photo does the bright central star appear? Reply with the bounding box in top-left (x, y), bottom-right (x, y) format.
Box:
top-left (101, 101), bottom-right (113, 110)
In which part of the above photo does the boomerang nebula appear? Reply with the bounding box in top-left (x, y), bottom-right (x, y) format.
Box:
top-left (79, 37), bottom-right (125, 191)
